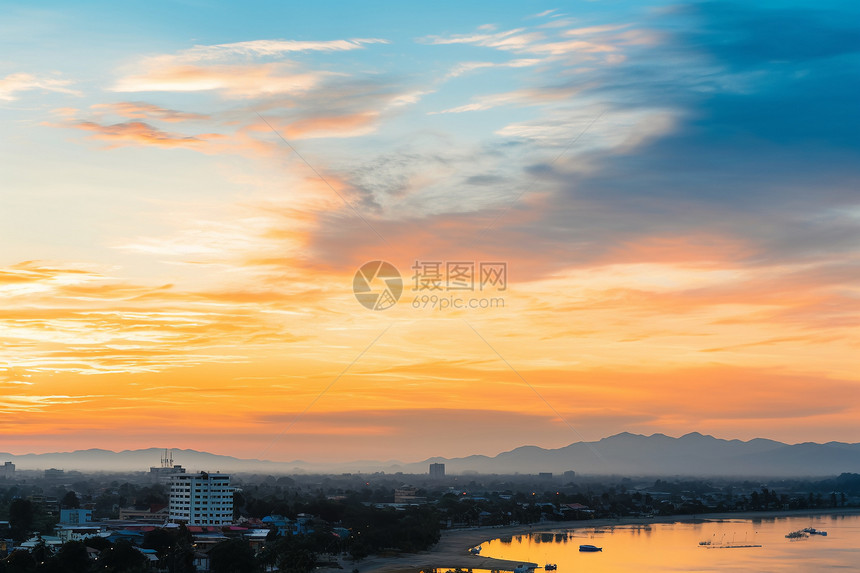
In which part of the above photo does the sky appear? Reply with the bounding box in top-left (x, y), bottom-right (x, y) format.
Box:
top-left (1, 1), bottom-right (859, 464)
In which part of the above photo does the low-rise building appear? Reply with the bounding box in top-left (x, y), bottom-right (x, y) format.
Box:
top-left (56, 525), bottom-right (103, 543)
top-left (118, 505), bottom-right (168, 523)
top-left (44, 468), bottom-right (64, 480)
top-left (59, 508), bottom-right (93, 525)
top-left (394, 486), bottom-right (421, 503)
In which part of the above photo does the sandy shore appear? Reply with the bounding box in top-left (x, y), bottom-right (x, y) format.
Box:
top-left (342, 507), bottom-right (860, 573)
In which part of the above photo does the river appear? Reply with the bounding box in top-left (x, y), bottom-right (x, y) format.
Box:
top-left (475, 514), bottom-right (860, 572)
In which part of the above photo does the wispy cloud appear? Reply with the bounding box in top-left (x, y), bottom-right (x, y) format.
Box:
top-left (446, 58), bottom-right (541, 78)
top-left (259, 111), bottom-right (381, 140)
top-left (530, 9), bottom-right (559, 19)
top-left (168, 38), bottom-right (389, 62)
top-left (423, 22), bottom-right (637, 59)
top-left (48, 102), bottom-right (221, 150)
top-left (90, 102), bottom-right (209, 122)
top-left (0, 72), bottom-right (80, 101)
top-left (113, 63), bottom-right (328, 96)
top-left (112, 37), bottom-right (389, 97)
top-left (70, 120), bottom-right (224, 149)
top-left (0, 395), bottom-right (103, 413)
top-left (425, 28), bottom-right (543, 50)
top-left (429, 85), bottom-right (584, 114)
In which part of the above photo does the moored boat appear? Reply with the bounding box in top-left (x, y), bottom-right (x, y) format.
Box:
top-left (544, 564), bottom-right (557, 570)
top-left (579, 544), bottom-right (602, 552)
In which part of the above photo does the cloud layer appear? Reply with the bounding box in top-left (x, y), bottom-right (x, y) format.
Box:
top-left (2, 1), bottom-right (859, 460)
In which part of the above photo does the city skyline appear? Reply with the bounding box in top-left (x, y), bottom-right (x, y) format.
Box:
top-left (2, 1), bottom-right (859, 463)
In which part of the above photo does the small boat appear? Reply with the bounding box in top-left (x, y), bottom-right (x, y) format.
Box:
top-left (803, 528), bottom-right (828, 536)
top-left (469, 546), bottom-right (482, 554)
top-left (544, 564), bottom-right (557, 570)
top-left (514, 564), bottom-right (536, 573)
top-left (579, 544), bottom-right (602, 552)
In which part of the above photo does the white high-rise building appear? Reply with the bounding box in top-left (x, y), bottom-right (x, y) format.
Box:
top-left (168, 472), bottom-right (233, 525)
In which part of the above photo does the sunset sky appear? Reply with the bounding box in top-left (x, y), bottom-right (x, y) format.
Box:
top-left (2, 1), bottom-right (859, 464)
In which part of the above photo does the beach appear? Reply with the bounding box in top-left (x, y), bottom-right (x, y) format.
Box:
top-left (347, 508), bottom-right (860, 573)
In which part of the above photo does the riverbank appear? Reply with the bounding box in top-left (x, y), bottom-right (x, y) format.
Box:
top-left (348, 507), bottom-right (860, 573)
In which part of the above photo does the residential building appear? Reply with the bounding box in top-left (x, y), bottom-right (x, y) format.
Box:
top-left (2, 462), bottom-right (13, 479)
top-left (169, 472), bottom-right (233, 526)
top-left (429, 463), bottom-right (445, 479)
top-left (56, 525), bottom-right (102, 543)
top-left (59, 508), bottom-right (93, 525)
top-left (44, 468), bottom-right (64, 479)
top-left (118, 504), bottom-right (168, 523)
top-left (394, 486), bottom-right (424, 504)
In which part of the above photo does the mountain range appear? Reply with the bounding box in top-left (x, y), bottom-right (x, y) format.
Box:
top-left (3, 432), bottom-right (860, 477)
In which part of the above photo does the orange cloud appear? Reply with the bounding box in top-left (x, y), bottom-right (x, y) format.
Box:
top-left (273, 111), bottom-right (381, 140)
top-left (91, 101), bottom-right (209, 122)
top-left (71, 120), bottom-right (223, 149)
top-left (113, 63), bottom-right (327, 97)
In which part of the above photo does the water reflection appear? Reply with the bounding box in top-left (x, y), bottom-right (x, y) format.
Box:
top-left (479, 514), bottom-right (860, 572)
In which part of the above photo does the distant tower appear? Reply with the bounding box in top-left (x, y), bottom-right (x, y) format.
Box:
top-left (2, 461), bottom-right (14, 479)
top-left (151, 449), bottom-right (185, 484)
top-left (429, 463), bottom-right (445, 479)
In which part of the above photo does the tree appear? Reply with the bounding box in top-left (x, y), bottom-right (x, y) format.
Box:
top-left (3, 550), bottom-right (36, 573)
top-left (51, 541), bottom-right (91, 573)
top-left (29, 541), bottom-right (51, 569)
top-left (98, 540), bottom-right (148, 573)
top-left (60, 492), bottom-right (80, 509)
top-left (349, 541), bottom-right (368, 564)
top-left (208, 539), bottom-right (259, 573)
top-left (83, 537), bottom-right (111, 552)
top-left (143, 528), bottom-right (175, 561)
top-left (8, 500), bottom-right (34, 543)
top-left (168, 543), bottom-right (197, 573)
top-left (166, 526), bottom-right (196, 573)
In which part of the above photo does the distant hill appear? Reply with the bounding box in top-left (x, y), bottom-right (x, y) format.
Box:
top-left (393, 432), bottom-right (860, 477)
top-left (3, 432), bottom-right (860, 477)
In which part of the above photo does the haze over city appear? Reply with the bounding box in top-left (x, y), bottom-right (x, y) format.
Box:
top-left (2, 0), bottom-right (859, 469)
